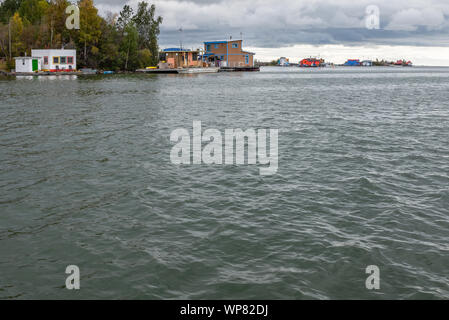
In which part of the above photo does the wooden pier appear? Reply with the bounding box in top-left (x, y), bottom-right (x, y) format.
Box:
top-left (219, 66), bottom-right (260, 72)
top-left (136, 68), bottom-right (180, 74)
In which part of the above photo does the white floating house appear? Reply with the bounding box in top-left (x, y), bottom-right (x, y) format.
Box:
top-left (14, 56), bottom-right (42, 73)
top-left (32, 49), bottom-right (77, 71)
top-left (278, 57), bottom-right (290, 66)
top-left (361, 60), bottom-right (373, 67)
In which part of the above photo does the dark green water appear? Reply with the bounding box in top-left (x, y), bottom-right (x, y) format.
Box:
top-left (1, 67), bottom-right (448, 299)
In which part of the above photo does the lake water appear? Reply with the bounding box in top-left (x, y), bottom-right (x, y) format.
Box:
top-left (1, 66), bottom-right (448, 299)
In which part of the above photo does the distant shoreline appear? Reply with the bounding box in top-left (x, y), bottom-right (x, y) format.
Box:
top-left (2, 65), bottom-right (448, 77)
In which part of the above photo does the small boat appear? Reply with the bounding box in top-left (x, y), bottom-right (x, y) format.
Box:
top-left (178, 67), bottom-right (219, 74)
top-left (80, 68), bottom-right (97, 74)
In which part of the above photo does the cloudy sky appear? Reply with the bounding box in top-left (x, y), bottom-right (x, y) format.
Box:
top-left (94, 0), bottom-right (449, 65)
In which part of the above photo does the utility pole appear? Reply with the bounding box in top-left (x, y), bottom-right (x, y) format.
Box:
top-left (8, 19), bottom-right (11, 61)
top-left (179, 27), bottom-right (183, 50)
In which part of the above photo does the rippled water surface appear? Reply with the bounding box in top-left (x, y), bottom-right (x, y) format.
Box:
top-left (1, 67), bottom-right (448, 299)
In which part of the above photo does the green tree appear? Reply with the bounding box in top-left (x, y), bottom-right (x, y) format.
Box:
top-left (96, 13), bottom-right (123, 70)
top-left (132, 1), bottom-right (162, 65)
top-left (137, 48), bottom-right (152, 68)
top-left (0, 23), bottom-right (9, 59)
top-left (10, 12), bottom-right (24, 57)
top-left (0, 0), bottom-right (23, 24)
top-left (0, 0), bottom-right (164, 71)
top-left (46, 0), bottom-right (71, 48)
top-left (117, 5), bottom-right (133, 34)
top-left (77, 0), bottom-right (102, 65)
top-left (120, 22), bottom-right (138, 70)
top-left (18, 0), bottom-right (49, 25)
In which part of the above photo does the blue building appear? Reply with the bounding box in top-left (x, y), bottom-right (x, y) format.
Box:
top-left (344, 59), bottom-right (361, 66)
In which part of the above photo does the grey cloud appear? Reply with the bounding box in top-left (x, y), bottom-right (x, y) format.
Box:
top-left (93, 0), bottom-right (449, 48)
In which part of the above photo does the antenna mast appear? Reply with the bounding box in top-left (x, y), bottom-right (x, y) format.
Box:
top-left (179, 26), bottom-right (183, 50)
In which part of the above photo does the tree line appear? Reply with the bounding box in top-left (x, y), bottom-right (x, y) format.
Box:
top-left (0, 0), bottom-right (163, 71)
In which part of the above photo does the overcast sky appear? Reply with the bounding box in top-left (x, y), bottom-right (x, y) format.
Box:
top-left (93, 0), bottom-right (449, 65)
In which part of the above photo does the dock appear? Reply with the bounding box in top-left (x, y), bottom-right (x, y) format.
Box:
top-left (135, 67), bottom-right (260, 74)
top-left (136, 67), bottom-right (220, 74)
top-left (136, 68), bottom-right (180, 74)
top-left (219, 66), bottom-right (260, 72)
top-left (1, 71), bottom-right (82, 76)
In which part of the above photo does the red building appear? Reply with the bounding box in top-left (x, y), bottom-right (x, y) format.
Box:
top-left (300, 58), bottom-right (323, 67)
top-left (394, 60), bottom-right (413, 66)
